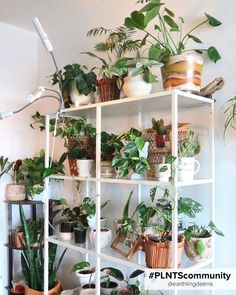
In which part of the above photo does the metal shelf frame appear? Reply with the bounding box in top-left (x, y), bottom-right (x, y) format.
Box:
top-left (43, 89), bottom-right (215, 295)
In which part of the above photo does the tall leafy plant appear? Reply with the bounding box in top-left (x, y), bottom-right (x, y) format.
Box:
top-left (0, 156), bottom-right (13, 178)
top-left (19, 204), bottom-right (67, 291)
top-left (125, 0), bottom-right (222, 65)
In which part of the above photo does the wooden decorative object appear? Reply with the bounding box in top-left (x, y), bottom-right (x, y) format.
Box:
top-left (111, 234), bottom-right (143, 260)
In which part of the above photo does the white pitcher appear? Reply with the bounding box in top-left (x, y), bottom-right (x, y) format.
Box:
top-left (178, 157), bottom-right (200, 181)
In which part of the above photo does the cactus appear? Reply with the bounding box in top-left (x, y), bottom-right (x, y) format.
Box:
top-left (19, 204), bottom-right (67, 291)
top-left (152, 118), bottom-right (167, 135)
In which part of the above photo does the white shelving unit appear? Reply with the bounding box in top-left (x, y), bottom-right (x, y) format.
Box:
top-left (43, 89), bottom-right (214, 295)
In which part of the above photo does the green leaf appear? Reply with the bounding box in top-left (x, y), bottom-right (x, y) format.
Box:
top-left (163, 15), bottom-right (179, 31)
top-left (207, 46), bottom-right (221, 63)
top-left (123, 190), bottom-right (133, 220)
top-left (154, 24), bottom-right (161, 31)
top-left (135, 136), bottom-right (145, 150)
top-left (71, 261), bottom-right (90, 272)
top-left (59, 197), bottom-right (68, 206)
top-left (165, 8), bottom-right (175, 17)
top-left (188, 34), bottom-right (203, 44)
top-left (140, 2), bottom-right (162, 12)
top-left (129, 269), bottom-right (144, 279)
top-left (150, 186), bottom-right (157, 202)
top-left (205, 13), bottom-right (222, 26)
top-left (196, 240), bottom-right (205, 256)
top-left (112, 155), bottom-right (125, 167)
top-left (148, 44), bottom-right (163, 61)
top-left (101, 267), bottom-right (124, 281)
top-left (43, 167), bottom-right (55, 178)
top-left (130, 11), bottom-right (146, 30)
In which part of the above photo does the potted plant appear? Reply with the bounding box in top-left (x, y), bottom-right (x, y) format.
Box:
top-left (184, 221), bottom-right (224, 262)
top-left (101, 131), bottom-right (124, 178)
top-left (14, 219), bottom-right (42, 249)
top-left (51, 64), bottom-right (97, 107)
top-left (5, 159), bottom-right (26, 201)
top-left (142, 188), bottom-right (184, 268)
top-left (83, 26), bottom-right (141, 102)
top-left (80, 197), bottom-right (109, 229)
top-left (60, 147), bottom-right (95, 177)
top-left (19, 204), bottom-right (66, 295)
top-left (71, 261), bottom-right (95, 287)
top-left (125, 2), bottom-right (222, 92)
top-left (156, 155), bottom-right (176, 181)
top-left (178, 130), bottom-right (201, 181)
top-left (17, 150), bottom-right (64, 200)
top-left (74, 225), bottom-right (87, 244)
top-left (101, 267), bottom-right (144, 295)
top-left (51, 197), bottom-right (87, 241)
top-left (112, 128), bottom-right (150, 179)
top-left (31, 113), bottom-right (96, 175)
top-left (122, 58), bottom-right (162, 98)
top-left (152, 118), bottom-right (168, 148)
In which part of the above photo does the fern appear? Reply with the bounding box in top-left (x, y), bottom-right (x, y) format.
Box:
top-left (87, 27), bottom-right (111, 37)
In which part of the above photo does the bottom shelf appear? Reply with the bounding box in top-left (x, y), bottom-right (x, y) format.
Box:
top-left (48, 235), bottom-right (213, 271)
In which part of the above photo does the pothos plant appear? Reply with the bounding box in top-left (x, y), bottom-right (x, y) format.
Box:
top-left (112, 128), bottom-right (150, 178)
top-left (17, 150), bottom-right (64, 197)
top-left (80, 197), bottom-right (110, 218)
top-left (125, 0), bottom-right (222, 66)
top-left (51, 64), bottom-right (97, 100)
top-left (179, 130), bottom-right (201, 157)
top-left (138, 186), bottom-right (203, 237)
top-left (184, 221), bottom-right (224, 255)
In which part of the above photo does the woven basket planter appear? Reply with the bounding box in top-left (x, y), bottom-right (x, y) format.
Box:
top-left (66, 136), bottom-right (95, 176)
top-left (97, 78), bottom-right (120, 102)
top-left (24, 280), bottom-right (61, 295)
top-left (184, 236), bottom-right (212, 262)
top-left (145, 235), bottom-right (184, 268)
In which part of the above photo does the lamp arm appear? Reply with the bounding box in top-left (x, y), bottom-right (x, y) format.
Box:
top-left (13, 95), bottom-right (61, 115)
top-left (45, 88), bottom-right (63, 111)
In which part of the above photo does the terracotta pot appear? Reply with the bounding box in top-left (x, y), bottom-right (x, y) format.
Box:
top-left (97, 78), bottom-right (120, 102)
top-left (24, 280), bottom-right (61, 295)
top-left (162, 52), bottom-right (203, 93)
top-left (184, 236), bottom-right (212, 262)
top-left (155, 134), bottom-right (168, 148)
top-left (145, 235), bottom-right (184, 268)
top-left (13, 230), bottom-right (24, 248)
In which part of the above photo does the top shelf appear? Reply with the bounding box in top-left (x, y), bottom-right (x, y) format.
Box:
top-left (52, 90), bottom-right (213, 118)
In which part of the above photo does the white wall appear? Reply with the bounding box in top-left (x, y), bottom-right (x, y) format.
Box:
top-left (0, 22), bottom-right (38, 294)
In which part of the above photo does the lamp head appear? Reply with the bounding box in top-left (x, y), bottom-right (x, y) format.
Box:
top-left (27, 86), bottom-right (45, 103)
top-left (32, 17), bottom-right (53, 52)
top-left (0, 111), bottom-right (13, 120)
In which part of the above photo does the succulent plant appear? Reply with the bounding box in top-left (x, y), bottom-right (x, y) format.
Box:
top-left (152, 118), bottom-right (167, 135)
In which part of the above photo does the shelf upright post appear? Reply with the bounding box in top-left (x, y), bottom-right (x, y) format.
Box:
top-left (138, 111), bottom-right (142, 265)
top-left (44, 114), bottom-right (50, 295)
top-left (95, 106), bottom-right (102, 295)
top-left (171, 91), bottom-right (178, 295)
top-left (209, 102), bottom-right (215, 295)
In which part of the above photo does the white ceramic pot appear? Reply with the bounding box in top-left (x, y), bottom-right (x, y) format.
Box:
top-left (75, 268), bottom-right (95, 286)
top-left (70, 83), bottom-right (94, 106)
top-left (156, 163), bottom-right (171, 181)
top-left (77, 160), bottom-right (94, 177)
top-left (89, 228), bottom-right (112, 248)
top-left (100, 281), bottom-right (118, 295)
top-left (162, 52), bottom-right (203, 93)
top-left (80, 289), bottom-right (95, 295)
top-left (87, 215), bottom-right (106, 229)
top-left (5, 184), bottom-right (25, 201)
top-left (123, 75), bottom-right (152, 97)
top-left (178, 157), bottom-right (200, 181)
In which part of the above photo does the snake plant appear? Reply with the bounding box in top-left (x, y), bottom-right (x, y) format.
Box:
top-left (0, 156), bottom-right (13, 178)
top-left (19, 204), bottom-right (67, 291)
